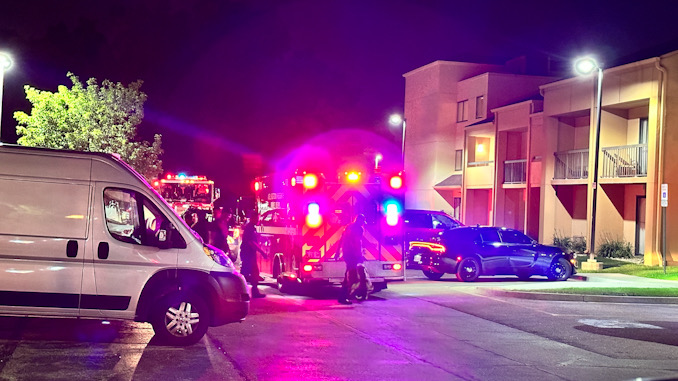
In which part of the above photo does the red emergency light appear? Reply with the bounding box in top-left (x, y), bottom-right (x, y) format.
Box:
top-left (303, 174), bottom-right (318, 189)
top-left (389, 175), bottom-right (403, 190)
top-left (164, 174), bottom-right (209, 181)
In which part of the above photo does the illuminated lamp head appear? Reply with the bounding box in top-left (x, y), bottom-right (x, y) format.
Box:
top-left (290, 176), bottom-right (296, 187)
top-left (389, 175), bottom-right (403, 190)
top-left (303, 264), bottom-right (313, 272)
top-left (178, 173), bottom-right (187, 180)
top-left (393, 263), bottom-right (402, 271)
top-left (306, 202), bottom-right (322, 228)
top-left (384, 201), bottom-right (401, 226)
top-left (253, 181), bottom-right (261, 192)
top-left (346, 171), bottom-right (360, 183)
top-left (303, 174), bottom-right (318, 189)
top-left (153, 181), bottom-right (160, 187)
top-left (166, 174), bottom-right (172, 180)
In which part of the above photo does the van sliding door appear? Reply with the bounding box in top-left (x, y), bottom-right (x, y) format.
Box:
top-left (0, 178), bottom-right (88, 316)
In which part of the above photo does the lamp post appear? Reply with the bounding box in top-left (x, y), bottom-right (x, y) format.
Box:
top-left (0, 52), bottom-right (12, 143)
top-left (389, 113), bottom-right (406, 168)
top-left (574, 56), bottom-right (603, 261)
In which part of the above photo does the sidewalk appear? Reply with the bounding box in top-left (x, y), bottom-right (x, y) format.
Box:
top-left (484, 273), bottom-right (678, 305)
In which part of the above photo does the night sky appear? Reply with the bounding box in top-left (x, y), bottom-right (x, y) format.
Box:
top-left (2, 0), bottom-right (678, 205)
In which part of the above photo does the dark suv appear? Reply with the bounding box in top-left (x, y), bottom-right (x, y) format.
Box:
top-left (404, 209), bottom-right (462, 267)
top-left (413, 226), bottom-right (576, 282)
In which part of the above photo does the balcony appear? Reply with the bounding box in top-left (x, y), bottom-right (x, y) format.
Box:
top-left (554, 149), bottom-right (589, 180)
top-left (465, 161), bottom-right (495, 187)
top-left (504, 159), bottom-right (526, 184)
top-left (601, 144), bottom-right (647, 178)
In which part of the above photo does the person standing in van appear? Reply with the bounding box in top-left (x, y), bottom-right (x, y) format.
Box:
top-left (240, 211), bottom-right (268, 298)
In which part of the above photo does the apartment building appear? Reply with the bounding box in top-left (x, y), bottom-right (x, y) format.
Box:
top-left (402, 50), bottom-right (678, 265)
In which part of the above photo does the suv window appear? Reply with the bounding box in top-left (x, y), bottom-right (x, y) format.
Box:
top-left (432, 214), bottom-right (459, 229)
top-left (499, 230), bottom-right (533, 245)
top-left (405, 213), bottom-right (432, 229)
top-left (479, 229), bottom-right (501, 243)
top-left (104, 188), bottom-right (176, 247)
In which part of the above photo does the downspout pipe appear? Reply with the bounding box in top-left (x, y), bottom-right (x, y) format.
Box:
top-left (655, 58), bottom-right (667, 265)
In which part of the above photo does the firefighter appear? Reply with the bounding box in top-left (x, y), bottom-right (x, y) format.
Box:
top-left (240, 211), bottom-right (268, 298)
top-left (338, 214), bottom-right (367, 305)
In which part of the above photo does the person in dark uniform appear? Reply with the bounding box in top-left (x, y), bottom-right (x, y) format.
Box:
top-left (240, 211), bottom-right (268, 298)
top-left (338, 214), bottom-right (367, 305)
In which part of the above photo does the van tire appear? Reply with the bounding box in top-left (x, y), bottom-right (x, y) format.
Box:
top-left (150, 291), bottom-right (210, 346)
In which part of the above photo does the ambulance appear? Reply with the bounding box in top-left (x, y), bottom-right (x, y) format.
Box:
top-left (253, 169), bottom-right (405, 292)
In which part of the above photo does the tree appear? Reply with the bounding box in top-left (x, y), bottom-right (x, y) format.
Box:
top-left (14, 72), bottom-right (163, 180)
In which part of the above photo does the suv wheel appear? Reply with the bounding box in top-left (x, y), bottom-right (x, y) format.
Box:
top-left (547, 257), bottom-right (572, 281)
top-left (151, 291), bottom-right (210, 346)
top-left (456, 257), bottom-right (480, 282)
top-left (422, 269), bottom-right (444, 280)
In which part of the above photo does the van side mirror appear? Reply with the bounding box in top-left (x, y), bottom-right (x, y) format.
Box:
top-left (157, 221), bottom-right (180, 249)
top-left (157, 227), bottom-right (171, 249)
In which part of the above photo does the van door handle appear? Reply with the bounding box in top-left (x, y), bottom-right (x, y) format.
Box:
top-left (66, 240), bottom-right (78, 258)
top-left (98, 242), bottom-right (109, 260)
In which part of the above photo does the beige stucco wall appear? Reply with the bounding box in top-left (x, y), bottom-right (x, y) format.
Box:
top-left (403, 61), bottom-right (503, 211)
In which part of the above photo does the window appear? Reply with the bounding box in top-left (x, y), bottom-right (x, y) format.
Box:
top-left (639, 118), bottom-right (648, 144)
top-left (457, 100), bottom-right (469, 122)
top-left (404, 213), bottom-right (432, 229)
top-left (104, 188), bottom-right (175, 247)
top-left (455, 149), bottom-right (463, 171)
top-left (432, 214), bottom-right (460, 229)
top-left (499, 230), bottom-right (533, 244)
top-left (475, 95), bottom-right (485, 119)
top-left (452, 197), bottom-right (461, 220)
top-left (479, 229), bottom-right (501, 243)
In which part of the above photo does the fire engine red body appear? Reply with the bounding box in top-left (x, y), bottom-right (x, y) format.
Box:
top-left (152, 174), bottom-right (220, 218)
top-left (253, 170), bottom-right (405, 291)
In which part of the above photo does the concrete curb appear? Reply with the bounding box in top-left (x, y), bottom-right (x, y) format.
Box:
top-left (484, 289), bottom-right (678, 305)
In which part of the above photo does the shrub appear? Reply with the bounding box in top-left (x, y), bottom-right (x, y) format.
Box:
top-left (553, 232), bottom-right (572, 253)
top-left (553, 232), bottom-right (587, 254)
top-left (571, 236), bottom-right (587, 254)
top-left (596, 236), bottom-right (633, 258)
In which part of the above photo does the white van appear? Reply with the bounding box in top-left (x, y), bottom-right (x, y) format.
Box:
top-left (0, 144), bottom-right (249, 345)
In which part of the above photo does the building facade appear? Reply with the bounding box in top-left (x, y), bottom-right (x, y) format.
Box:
top-left (402, 51), bottom-right (678, 265)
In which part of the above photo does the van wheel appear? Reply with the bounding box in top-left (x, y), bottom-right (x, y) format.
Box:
top-left (151, 292), bottom-right (209, 346)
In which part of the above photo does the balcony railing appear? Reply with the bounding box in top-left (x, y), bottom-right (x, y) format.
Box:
top-left (601, 144), bottom-right (647, 178)
top-left (504, 159), bottom-right (527, 184)
top-left (467, 160), bottom-right (493, 167)
top-left (554, 149), bottom-right (589, 180)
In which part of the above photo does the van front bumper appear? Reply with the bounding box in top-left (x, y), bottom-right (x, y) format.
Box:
top-left (209, 271), bottom-right (250, 326)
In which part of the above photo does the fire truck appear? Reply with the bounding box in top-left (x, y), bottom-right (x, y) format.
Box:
top-left (152, 174), bottom-right (220, 218)
top-left (253, 169), bottom-right (405, 292)
top-left (152, 174), bottom-right (242, 260)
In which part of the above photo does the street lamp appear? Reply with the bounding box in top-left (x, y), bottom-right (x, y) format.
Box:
top-left (574, 56), bottom-right (603, 260)
top-left (389, 113), bottom-right (406, 168)
top-left (0, 52), bottom-right (13, 143)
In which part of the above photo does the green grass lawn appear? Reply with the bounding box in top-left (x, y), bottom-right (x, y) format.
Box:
top-left (577, 257), bottom-right (678, 280)
top-left (526, 257), bottom-right (678, 297)
top-left (525, 288), bottom-right (678, 297)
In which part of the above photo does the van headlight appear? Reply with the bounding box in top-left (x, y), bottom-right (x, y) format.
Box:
top-left (203, 244), bottom-right (234, 268)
